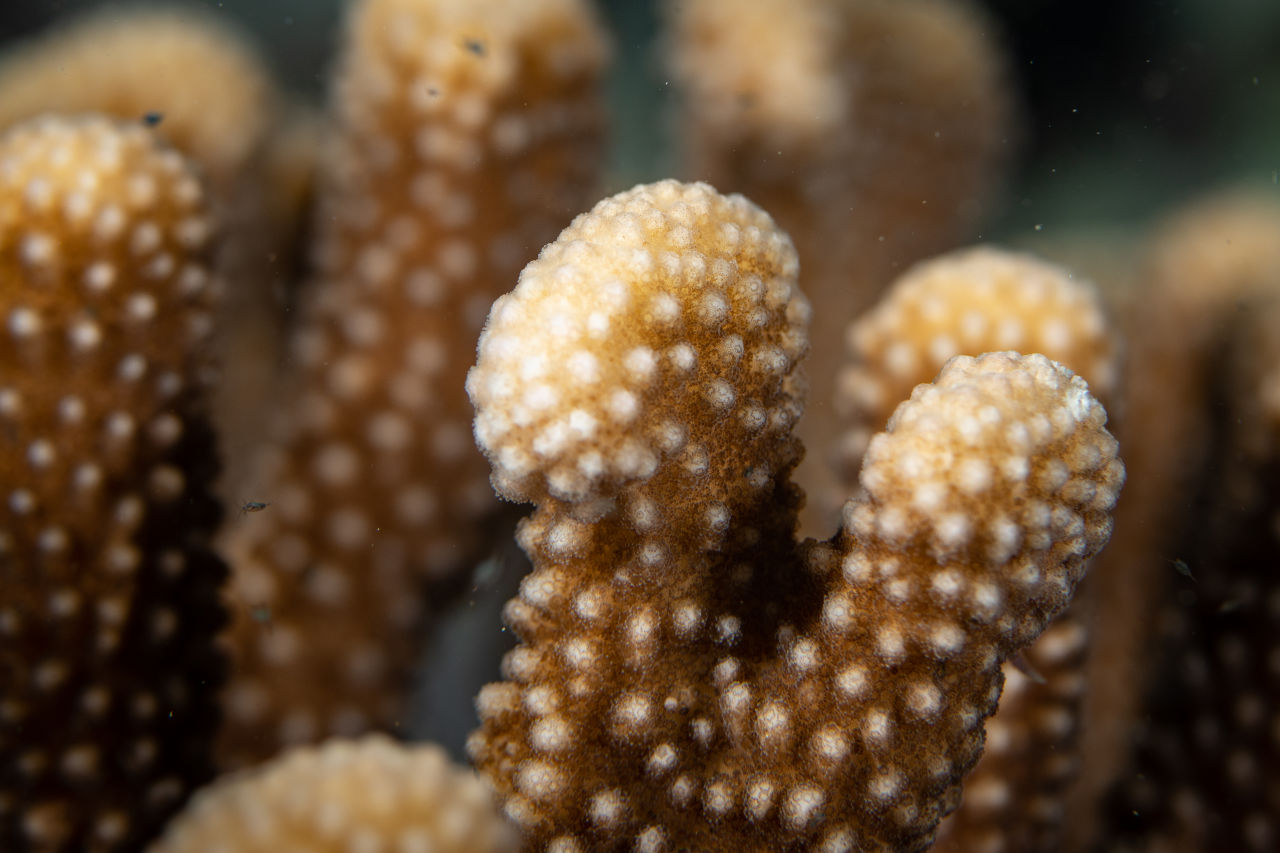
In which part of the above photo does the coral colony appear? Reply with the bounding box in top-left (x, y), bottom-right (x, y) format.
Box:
top-left (0, 1), bottom-right (1276, 852)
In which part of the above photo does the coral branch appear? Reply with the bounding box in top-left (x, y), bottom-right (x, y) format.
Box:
top-left (833, 247), bottom-right (1119, 852)
top-left (0, 116), bottom-right (225, 851)
top-left (216, 0), bottom-right (610, 768)
top-left (466, 181), bottom-right (1122, 851)
top-left (0, 4), bottom-right (319, 507)
top-left (1063, 192), bottom-right (1280, 850)
top-left (1097, 200), bottom-right (1280, 853)
top-left (150, 736), bottom-right (515, 853)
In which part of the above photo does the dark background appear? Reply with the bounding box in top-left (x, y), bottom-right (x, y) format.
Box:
top-left (2, 0), bottom-right (1278, 239)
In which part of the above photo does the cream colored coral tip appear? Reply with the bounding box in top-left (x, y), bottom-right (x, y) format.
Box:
top-left (0, 114), bottom-right (202, 210)
top-left (857, 352), bottom-right (1122, 560)
top-left (469, 179), bottom-right (807, 504)
top-left (150, 735), bottom-right (515, 853)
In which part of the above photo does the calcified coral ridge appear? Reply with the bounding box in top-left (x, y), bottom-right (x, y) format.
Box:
top-left (216, 0), bottom-right (609, 768)
top-left (0, 115), bottom-right (225, 851)
top-left (467, 180), bottom-right (1123, 852)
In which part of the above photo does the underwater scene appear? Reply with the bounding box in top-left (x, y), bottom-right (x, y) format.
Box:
top-left (1, 0), bottom-right (1278, 850)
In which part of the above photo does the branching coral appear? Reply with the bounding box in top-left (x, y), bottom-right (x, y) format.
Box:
top-left (833, 247), bottom-right (1118, 852)
top-left (667, 0), bottom-right (1015, 530)
top-left (929, 613), bottom-right (1090, 853)
top-left (216, 0), bottom-right (610, 769)
top-left (0, 115), bottom-right (225, 851)
top-left (149, 735), bottom-right (515, 853)
top-left (466, 180), bottom-right (1123, 851)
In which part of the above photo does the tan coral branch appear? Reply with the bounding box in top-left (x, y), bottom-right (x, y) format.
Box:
top-left (0, 115), bottom-right (225, 851)
top-left (466, 180), bottom-right (1122, 852)
top-left (833, 246), bottom-right (1120, 852)
top-left (0, 7), bottom-right (275, 192)
top-left (216, 0), bottom-right (610, 769)
top-left (1063, 192), bottom-right (1280, 850)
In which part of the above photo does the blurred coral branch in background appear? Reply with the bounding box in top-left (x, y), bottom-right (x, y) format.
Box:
top-left (216, 0), bottom-right (610, 770)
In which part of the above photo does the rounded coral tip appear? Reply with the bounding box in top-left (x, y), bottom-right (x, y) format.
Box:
top-left (469, 179), bottom-right (808, 506)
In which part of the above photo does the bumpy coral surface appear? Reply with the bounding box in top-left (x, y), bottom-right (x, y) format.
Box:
top-left (669, 0), bottom-right (1010, 267)
top-left (0, 7), bottom-right (275, 191)
top-left (931, 614), bottom-right (1090, 853)
top-left (0, 116), bottom-right (225, 851)
top-left (217, 0), bottom-right (609, 768)
top-left (668, 0), bottom-right (1015, 531)
top-left (833, 246), bottom-right (1118, 853)
top-left (150, 735), bottom-right (515, 853)
top-left (467, 180), bottom-right (1123, 852)
top-left (835, 247), bottom-right (1118, 479)
top-left (0, 3), bottom-right (304, 512)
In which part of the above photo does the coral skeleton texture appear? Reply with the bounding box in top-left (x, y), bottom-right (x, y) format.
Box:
top-left (0, 116), bottom-right (226, 851)
top-left (150, 735), bottom-right (516, 853)
top-left (216, 0), bottom-right (610, 768)
top-left (467, 180), bottom-right (1123, 852)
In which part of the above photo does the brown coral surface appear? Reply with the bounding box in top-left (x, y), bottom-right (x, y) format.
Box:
top-left (466, 180), bottom-right (1123, 852)
top-left (0, 115), bottom-right (225, 851)
top-left (216, 0), bottom-right (610, 768)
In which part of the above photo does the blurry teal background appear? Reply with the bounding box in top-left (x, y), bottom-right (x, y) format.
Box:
top-left (2, 0), bottom-right (1279, 240)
